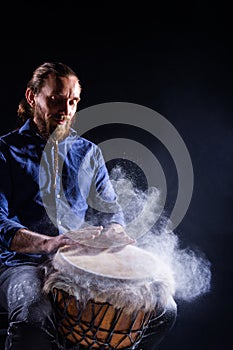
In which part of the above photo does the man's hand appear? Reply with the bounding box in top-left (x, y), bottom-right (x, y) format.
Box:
top-left (65, 225), bottom-right (103, 242)
top-left (45, 226), bottom-right (103, 253)
top-left (101, 223), bottom-right (136, 245)
top-left (11, 226), bottom-right (103, 255)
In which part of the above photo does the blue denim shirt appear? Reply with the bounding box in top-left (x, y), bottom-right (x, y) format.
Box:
top-left (0, 119), bottom-right (124, 266)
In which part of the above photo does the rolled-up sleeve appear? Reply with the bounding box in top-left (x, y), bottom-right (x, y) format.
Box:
top-left (0, 149), bottom-right (26, 249)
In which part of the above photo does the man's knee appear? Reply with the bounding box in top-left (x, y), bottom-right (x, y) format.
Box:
top-left (5, 266), bottom-right (54, 326)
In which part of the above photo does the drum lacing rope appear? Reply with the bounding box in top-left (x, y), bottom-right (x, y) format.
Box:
top-left (52, 288), bottom-right (156, 349)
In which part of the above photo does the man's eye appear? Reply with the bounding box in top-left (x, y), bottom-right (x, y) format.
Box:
top-left (49, 96), bottom-right (63, 104)
top-left (70, 99), bottom-right (78, 106)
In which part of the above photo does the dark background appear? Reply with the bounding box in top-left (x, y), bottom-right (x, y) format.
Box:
top-left (1, 26), bottom-right (232, 350)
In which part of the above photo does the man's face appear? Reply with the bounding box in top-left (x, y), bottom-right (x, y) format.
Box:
top-left (32, 74), bottom-right (81, 140)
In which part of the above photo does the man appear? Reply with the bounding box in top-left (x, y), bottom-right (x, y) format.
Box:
top-left (0, 62), bottom-right (133, 350)
top-left (0, 62), bottom-right (177, 350)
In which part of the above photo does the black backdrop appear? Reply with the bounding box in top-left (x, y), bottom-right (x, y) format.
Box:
top-left (1, 31), bottom-right (232, 350)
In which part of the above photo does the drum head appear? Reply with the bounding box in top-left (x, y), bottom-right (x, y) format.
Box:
top-left (55, 244), bottom-right (170, 281)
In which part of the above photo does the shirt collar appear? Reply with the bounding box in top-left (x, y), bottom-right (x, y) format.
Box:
top-left (18, 119), bottom-right (78, 141)
top-left (18, 119), bottom-right (43, 141)
top-left (18, 119), bottom-right (34, 135)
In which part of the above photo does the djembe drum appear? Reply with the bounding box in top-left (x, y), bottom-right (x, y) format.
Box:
top-left (43, 244), bottom-right (175, 349)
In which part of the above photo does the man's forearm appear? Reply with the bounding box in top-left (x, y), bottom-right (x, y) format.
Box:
top-left (10, 228), bottom-right (51, 254)
top-left (10, 227), bottom-right (103, 255)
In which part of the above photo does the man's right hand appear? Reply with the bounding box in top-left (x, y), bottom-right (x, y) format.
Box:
top-left (44, 226), bottom-right (103, 253)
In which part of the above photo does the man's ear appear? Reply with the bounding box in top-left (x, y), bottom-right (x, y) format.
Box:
top-left (25, 88), bottom-right (35, 107)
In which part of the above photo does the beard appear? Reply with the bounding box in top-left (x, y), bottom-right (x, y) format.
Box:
top-left (33, 104), bottom-right (74, 141)
top-left (51, 121), bottom-right (73, 141)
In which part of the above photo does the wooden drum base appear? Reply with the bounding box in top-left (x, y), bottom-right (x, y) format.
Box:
top-left (52, 288), bottom-right (157, 349)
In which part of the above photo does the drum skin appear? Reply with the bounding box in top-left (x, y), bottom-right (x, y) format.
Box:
top-left (52, 287), bottom-right (155, 349)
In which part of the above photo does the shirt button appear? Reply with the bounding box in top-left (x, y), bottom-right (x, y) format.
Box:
top-left (57, 194), bottom-right (61, 198)
top-left (58, 220), bottom-right (62, 225)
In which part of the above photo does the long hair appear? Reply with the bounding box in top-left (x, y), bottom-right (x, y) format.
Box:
top-left (17, 62), bottom-right (81, 127)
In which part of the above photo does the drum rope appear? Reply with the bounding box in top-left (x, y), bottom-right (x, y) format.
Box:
top-left (51, 288), bottom-right (157, 349)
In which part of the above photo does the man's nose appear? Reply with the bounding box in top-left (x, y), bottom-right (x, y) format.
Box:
top-left (60, 100), bottom-right (71, 115)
